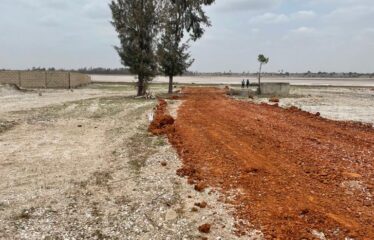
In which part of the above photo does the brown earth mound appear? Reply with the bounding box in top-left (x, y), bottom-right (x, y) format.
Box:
top-left (152, 87), bottom-right (374, 239)
top-left (148, 99), bottom-right (175, 135)
top-left (198, 223), bottom-right (212, 233)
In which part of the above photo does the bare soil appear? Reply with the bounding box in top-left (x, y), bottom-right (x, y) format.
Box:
top-left (0, 85), bottom-right (247, 239)
top-left (158, 87), bottom-right (374, 239)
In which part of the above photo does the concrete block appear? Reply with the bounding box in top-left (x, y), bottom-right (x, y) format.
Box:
top-left (260, 82), bottom-right (290, 96)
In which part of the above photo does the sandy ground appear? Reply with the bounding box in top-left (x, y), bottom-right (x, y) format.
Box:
top-left (0, 84), bottom-right (164, 114)
top-left (155, 88), bottom-right (374, 239)
top-left (0, 84), bottom-right (247, 239)
top-left (91, 75), bottom-right (374, 87)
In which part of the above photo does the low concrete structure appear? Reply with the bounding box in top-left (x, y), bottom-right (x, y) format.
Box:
top-left (0, 71), bottom-right (91, 89)
top-left (229, 88), bottom-right (256, 97)
top-left (229, 82), bottom-right (290, 97)
top-left (260, 82), bottom-right (290, 96)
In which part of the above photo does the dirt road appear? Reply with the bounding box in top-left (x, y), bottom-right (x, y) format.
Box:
top-left (163, 88), bottom-right (374, 239)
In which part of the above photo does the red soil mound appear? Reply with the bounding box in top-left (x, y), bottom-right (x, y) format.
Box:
top-left (148, 99), bottom-right (175, 135)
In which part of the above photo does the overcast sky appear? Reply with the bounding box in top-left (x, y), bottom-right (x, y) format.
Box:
top-left (1, 0), bottom-right (373, 73)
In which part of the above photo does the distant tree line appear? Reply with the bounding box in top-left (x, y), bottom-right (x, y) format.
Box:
top-left (1, 67), bottom-right (373, 79)
top-left (0, 67), bottom-right (132, 75)
top-left (76, 67), bottom-right (131, 75)
top-left (181, 71), bottom-right (374, 78)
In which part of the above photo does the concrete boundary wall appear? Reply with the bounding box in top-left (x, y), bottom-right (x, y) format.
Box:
top-left (0, 71), bottom-right (91, 89)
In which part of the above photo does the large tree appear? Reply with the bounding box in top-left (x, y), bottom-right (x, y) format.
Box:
top-left (157, 0), bottom-right (215, 94)
top-left (171, 0), bottom-right (215, 40)
top-left (110, 0), bottom-right (159, 96)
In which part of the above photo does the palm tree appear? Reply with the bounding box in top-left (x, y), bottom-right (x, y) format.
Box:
top-left (257, 54), bottom-right (269, 94)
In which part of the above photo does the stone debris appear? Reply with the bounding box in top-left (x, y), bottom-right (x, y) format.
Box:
top-left (198, 223), bottom-right (212, 234)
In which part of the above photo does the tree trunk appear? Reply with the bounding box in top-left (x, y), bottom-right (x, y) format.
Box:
top-left (137, 75), bottom-right (145, 96)
top-left (168, 75), bottom-right (173, 94)
top-left (258, 63), bottom-right (262, 94)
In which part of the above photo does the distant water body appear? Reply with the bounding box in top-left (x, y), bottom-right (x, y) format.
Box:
top-left (91, 75), bottom-right (374, 87)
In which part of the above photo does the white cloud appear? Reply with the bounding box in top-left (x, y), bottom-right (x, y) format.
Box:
top-left (251, 28), bottom-right (260, 33)
top-left (281, 27), bottom-right (318, 41)
top-left (83, 1), bottom-right (111, 20)
top-left (41, 0), bottom-right (71, 10)
top-left (325, 5), bottom-right (374, 25)
top-left (250, 13), bottom-right (289, 24)
top-left (353, 28), bottom-right (374, 43)
top-left (292, 26), bottom-right (316, 34)
top-left (38, 15), bottom-right (62, 27)
top-left (249, 10), bottom-right (316, 25)
top-left (216, 0), bottom-right (281, 12)
top-left (291, 10), bottom-right (316, 19)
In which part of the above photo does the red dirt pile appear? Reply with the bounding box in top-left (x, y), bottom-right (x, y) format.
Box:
top-left (148, 99), bottom-right (175, 136)
top-left (198, 223), bottom-right (211, 233)
top-left (163, 87), bottom-right (374, 239)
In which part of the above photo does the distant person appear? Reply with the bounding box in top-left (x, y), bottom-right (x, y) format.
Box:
top-left (246, 79), bottom-right (250, 88)
top-left (241, 79), bottom-right (245, 88)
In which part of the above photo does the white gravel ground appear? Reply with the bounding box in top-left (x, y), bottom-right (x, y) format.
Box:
top-left (254, 86), bottom-right (374, 125)
top-left (0, 84), bottom-right (258, 239)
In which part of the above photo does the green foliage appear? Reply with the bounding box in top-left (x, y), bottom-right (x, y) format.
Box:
top-left (168, 0), bottom-right (215, 41)
top-left (157, 2), bottom-right (193, 93)
top-left (157, 36), bottom-right (194, 78)
top-left (157, 0), bottom-right (214, 93)
top-left (258, 54), bottom-right (269, 64)
top-left (110, 0), bottom-right (159, 96)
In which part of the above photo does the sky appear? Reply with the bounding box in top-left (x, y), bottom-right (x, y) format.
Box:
top-left (0, 0), bottom-right (373, 73)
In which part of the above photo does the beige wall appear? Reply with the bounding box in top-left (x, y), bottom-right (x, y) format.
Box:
top-left (20, 71), bottom-right (46, 88)
top-left (0, 71), bottom-right (20, 85)
top-left (70, 72), bottom-right (91, 88)
top-left (46, 72), bottom-right (70, 88)
top-left (0, 71), bottom-right (91, 89)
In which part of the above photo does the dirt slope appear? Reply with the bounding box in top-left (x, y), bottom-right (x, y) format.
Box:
top-left (165, 87), bottom-right (374, 239)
